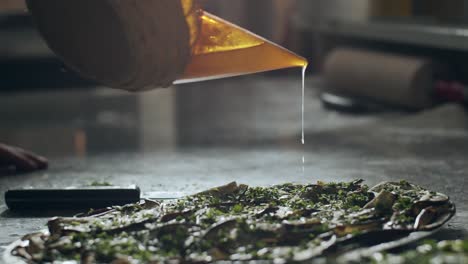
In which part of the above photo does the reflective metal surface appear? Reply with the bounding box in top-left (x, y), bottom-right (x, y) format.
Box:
top-left (0, 75), bottom-right (467, 254)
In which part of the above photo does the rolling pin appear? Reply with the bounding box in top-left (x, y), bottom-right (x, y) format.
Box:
top-left (324, 48), bottom-right (436, 110)
top-left (26, 0), bottom-right (307, 92)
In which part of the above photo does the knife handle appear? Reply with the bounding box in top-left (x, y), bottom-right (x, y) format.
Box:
top-left (5, 186), bottom-right (140, 211)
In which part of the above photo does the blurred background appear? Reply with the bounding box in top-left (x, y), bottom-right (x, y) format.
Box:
top-left (4, 0), bottom-right (468, 90)
top-left (0, 0), bottom-right (468, 164)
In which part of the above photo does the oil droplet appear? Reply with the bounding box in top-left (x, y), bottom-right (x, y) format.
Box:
top-left (302, 155), bottom-right (305, 173)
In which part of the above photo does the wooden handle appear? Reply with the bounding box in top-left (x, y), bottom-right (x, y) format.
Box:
top-left (0, 0), bottom-right (26, 12)
top-left (26, 0), bottom-right (191, 91)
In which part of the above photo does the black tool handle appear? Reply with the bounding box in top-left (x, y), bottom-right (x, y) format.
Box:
top-left (5, 186), bottom-right (140, 211)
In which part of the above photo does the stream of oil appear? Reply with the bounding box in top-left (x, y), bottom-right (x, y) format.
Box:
top-left (302, 65), bottom-right (307, 145)
top-left (179, 2), bottom-right (309, 172)
top-left (302, 65), bottom-right (307, 172)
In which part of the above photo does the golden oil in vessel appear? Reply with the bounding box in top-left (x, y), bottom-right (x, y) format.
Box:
top-left (176, 0), bottom-right (308, 83)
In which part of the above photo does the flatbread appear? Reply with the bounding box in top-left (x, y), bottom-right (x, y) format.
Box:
top-left (6, 180), bottom-right (455, 263)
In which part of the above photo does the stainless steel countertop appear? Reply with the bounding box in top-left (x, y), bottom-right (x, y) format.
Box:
top-left (1, 76), bottom-right (467, 256)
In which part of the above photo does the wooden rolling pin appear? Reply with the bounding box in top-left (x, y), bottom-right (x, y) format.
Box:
top-left (26, 0), bottom-right (191, 91)
top-left (324, 48), bottom-right (435, 109)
